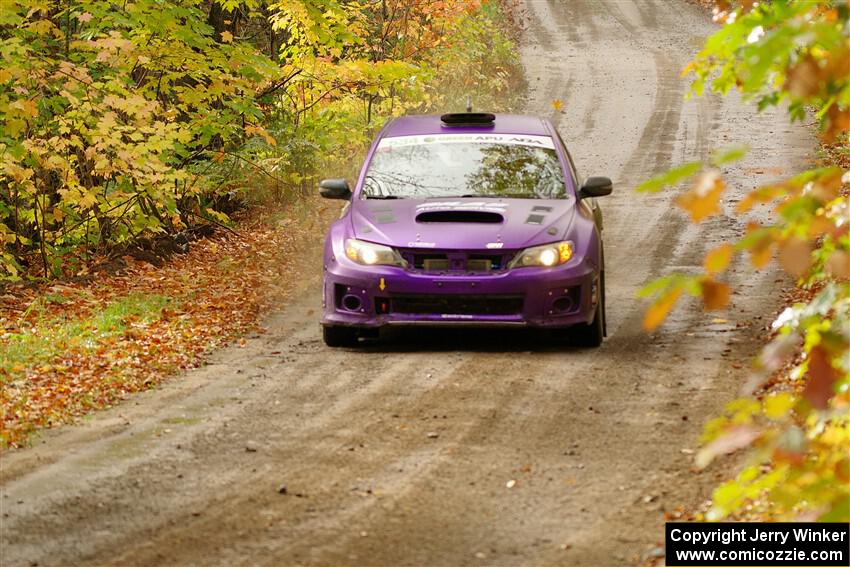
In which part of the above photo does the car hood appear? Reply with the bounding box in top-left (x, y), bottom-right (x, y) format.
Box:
top-left (350, 197), bottom-right (577, 250)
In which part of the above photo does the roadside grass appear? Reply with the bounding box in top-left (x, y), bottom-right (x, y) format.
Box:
top-left (1, 293), bottom-right (173, 380)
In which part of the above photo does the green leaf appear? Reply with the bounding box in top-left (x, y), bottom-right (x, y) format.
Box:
top-left (710, 145), bottom-right (749, 166)
top-left (635, 161), bottom-right (702, 193)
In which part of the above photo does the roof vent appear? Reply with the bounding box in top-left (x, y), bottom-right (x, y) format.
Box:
top-left (440, 112), bottom-right (496, 127)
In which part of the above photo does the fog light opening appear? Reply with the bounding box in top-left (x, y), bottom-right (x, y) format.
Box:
top-left (552, 296), bottom-right (573, 313)
top-left (342, 294), bottom-right (363, 311)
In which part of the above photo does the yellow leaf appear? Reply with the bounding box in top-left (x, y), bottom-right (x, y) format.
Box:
top-left (763, 392), bottom-right (795, 420)
top-left (676, 170), bottom-right (725, 222)
top-left (5, 118), bottom-right (26, 137)
top-left (704, 244), bottom-right (733, 275)
top-left (643, 287), bottom-right (683, 331)
top-left (79, 191), bottom-right (97, 208)
top-left (551, 99), bottom-right (563, 111)
top-left (245, 124), bottom-right (276, 146)
top-left (13, 99), bottom-right (38, 118)
top-left (220, 31), bottom-right (233, 43)
top-left (701, 277), bottom-right (730, 311)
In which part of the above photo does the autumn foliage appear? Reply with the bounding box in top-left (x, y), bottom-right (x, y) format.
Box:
top-left (0, 208), bottom-right (316, 446)
top-left (0, 0), bottom-right (521, 279)
top-left (639, 0), bottom-right (849, 522)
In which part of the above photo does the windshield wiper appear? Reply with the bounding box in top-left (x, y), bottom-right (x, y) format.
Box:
top-left (365, 195), bottom-right (402, 199)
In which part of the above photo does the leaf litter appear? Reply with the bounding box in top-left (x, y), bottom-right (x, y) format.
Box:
top-left (0, 202), bottom-right (330, 448)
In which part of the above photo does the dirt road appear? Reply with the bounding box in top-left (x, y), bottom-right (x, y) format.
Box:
top-left (1, 1), bottom-right (813, 566)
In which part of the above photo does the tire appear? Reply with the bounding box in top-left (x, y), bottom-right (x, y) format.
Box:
top-left (322, 325), bottom-right (359, 347)
top-left (571, 275), bottom-right (605, 348)
top-left (601, 269), bottom-right (607, 338)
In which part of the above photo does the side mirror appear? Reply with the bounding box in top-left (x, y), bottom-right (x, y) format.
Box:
top-left (319, 179), bottom-right (352, 200)
top-left (579, 176), bottom-right (613, 199)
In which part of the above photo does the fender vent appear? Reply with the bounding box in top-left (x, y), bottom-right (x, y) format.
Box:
top-left (416, 210), bottom-right (504, 224)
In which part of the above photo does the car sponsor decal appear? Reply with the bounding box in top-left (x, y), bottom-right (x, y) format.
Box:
top-left (377, 134), bottom-right (556, 150)
top-left (415, 201), bottom-right (508, 212)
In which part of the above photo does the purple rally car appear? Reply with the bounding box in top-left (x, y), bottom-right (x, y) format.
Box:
top-left (319, 112), bottom-right (612, 347)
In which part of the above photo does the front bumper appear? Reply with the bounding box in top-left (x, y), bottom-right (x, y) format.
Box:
top-left (322, 256), bottom-right (599, 330)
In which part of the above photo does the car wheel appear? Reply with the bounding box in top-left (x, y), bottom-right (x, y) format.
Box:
top-left (322, 325), bottom-right (359, 347)
top-left (572, 284), bottom-right (604, 348)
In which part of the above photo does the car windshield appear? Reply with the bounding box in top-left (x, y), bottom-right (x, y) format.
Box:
top-left (361, 134), bottom-right (568, 200)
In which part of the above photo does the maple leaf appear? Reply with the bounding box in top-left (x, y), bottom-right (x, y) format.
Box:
top-left (643, 287), bottom-right (683, 331)
top-left (802, 346), bottom-right (841, 410)
top-left (676, 170), bottom-right (725, 223)
top-left (703, 244), bottom-right (733, 275)
top-left (700, 277), bottom-right (730, 311)
top-left (777, 237), bottom-right (812, 278)
top-left (220, 31), bottom-right (233, 43)
top-left (551, 99), bottom-right (564, 111)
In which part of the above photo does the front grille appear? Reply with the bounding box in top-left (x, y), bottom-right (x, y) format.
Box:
top-left (390, 294), bottom-right (524, 316)
top-left (400, 249), bottom-right (515, 273)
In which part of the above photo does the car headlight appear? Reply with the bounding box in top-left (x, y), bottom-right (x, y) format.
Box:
top-left (509, 241), bottom-right (574, 268)
top-left (345, 239), bottom-right (407, 267)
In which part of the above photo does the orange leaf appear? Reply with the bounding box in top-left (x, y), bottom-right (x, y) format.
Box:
top-left (777, 237), bottom-right (812, 278)
top-left (803, 346), bottom-right (840, 409)
top-left (704, 244), bottom-right (733, 275)
top-left (701, 277), bottom-right (730, 311)
top-left (825, 106), bottom-right (850, 142)
top-left (785, 56), bottom-right (823, 98)
top-left (735, 184), bottom-right (784, 213)
top-left (676, 171), bottom-right (725, 222)
top-left (551, 99), bottom-right (564, 111)
top-left (746, 224), bottom-right (776, 269)
top-left (809, 168), bottom-right (844, 203)
top-left (643, 287), bottom-right (683, 331)
top-left (824, 250), bottom-right (849, 279)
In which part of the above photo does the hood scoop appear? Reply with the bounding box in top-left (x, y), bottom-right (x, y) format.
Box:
top-left (415, 210), bottom-right (504, 224)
